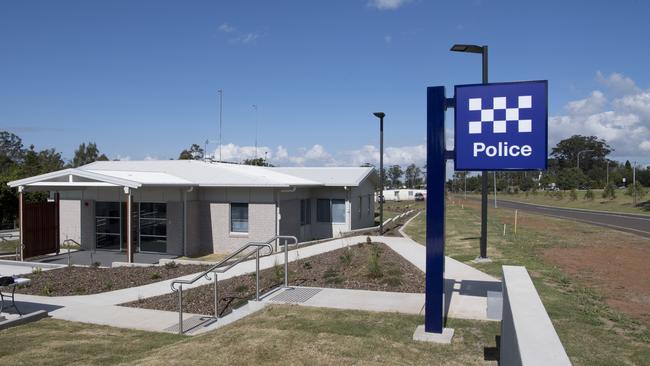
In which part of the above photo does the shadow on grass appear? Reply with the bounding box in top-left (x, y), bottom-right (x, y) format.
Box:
top-left (460, 237), bottom-right (481, 241)
top-left (635, 200), bottom-right (650, 212)
top-left (483, 335), bottom-right (500, 362)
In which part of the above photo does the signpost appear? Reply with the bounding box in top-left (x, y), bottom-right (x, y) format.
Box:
top-left (421, 80), bottom-right (548, 340)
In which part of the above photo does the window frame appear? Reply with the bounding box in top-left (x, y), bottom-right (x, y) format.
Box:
top-left (138, 202), bottom-right (167, 253)
top-left (230, 202), bottom-right (249, 234)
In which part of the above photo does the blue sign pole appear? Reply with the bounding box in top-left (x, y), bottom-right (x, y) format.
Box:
top-left (425, 86), bottom-right (447, 333)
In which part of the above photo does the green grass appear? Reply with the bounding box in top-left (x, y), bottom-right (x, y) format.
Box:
top-left (0, 239), bottom-right (18, 253)
top-left (462, 189), bottom-right (650, 215)
top-left (377, 200), bottom-right (425, 221)
top-left (0, 318), bottom-right (181, 365)
top-left (0, 306), bottom-right (500, 365)
top-left (404, 201), bottom-right (650, 366)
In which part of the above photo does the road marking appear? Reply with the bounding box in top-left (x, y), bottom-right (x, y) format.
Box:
top-left (533, 212), bottom-right (650, 237)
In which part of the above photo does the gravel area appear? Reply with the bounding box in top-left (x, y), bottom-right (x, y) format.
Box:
top-left (15, 263), bottom-right (210, 296)
top-left (123, 241), bottom-right (424, 316)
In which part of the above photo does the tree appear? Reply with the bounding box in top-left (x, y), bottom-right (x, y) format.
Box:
top-left (0, 131), bottom-right (25, 163)
top-left (387, 165), bottom-right (403, 189)
top-left (243, 157), bottom-right (273, 167)
top-left (551, 135), bottom-right (613, 187)
top-left (404, 164), bottom-right (423, 188)
top-left (557, 167), bottom-right (587, 190)
top-left (178, 144), bottom-right (204, 160)
top-left (72, 142), bottom-right (107, 167)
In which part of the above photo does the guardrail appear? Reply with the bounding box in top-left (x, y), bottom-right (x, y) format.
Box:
top-left (500, 265), bottom-right (571, 366)
top-left (170, 235), bottom-right (298, 334)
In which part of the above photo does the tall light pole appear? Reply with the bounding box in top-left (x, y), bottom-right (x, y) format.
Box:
top-left (218, 89), bottom-right (223, 162)
top-left (576, 149), bottom-right (594, 170)
top-left (373, 112), bottom-right (385, 235)
top-left (451, 43), bottom-right (489, 259)
top-left (252, 104), bottom-right (259, 158)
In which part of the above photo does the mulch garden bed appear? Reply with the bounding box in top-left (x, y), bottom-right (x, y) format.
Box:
top-left (123, 241), bottom-right (424, 317)
top-left (15, 263), bottom-right (210, 296)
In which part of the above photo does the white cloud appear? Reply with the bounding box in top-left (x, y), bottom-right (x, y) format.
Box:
top-left (368, 0), bottom-right (411, 10)
top-left (218, 23), bottom-right (260, 44)
top-left (231, 32), bottom-right (259, 44)
top-left (218, 23), bottom-right (235, 33)
top-left (596, 71), bottom-right (640, 96)
top-left (208, 143), bottom-right (426, 168)
top-left (550, 72), bottom-right (650, 163)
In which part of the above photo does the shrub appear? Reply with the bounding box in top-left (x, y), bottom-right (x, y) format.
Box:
top-left (149, 272), bottom-right (161, 280)
top-left (602, 184), bottom-right (616, 200)
top-left (584, 189), bottom-right (594, 200)
top-left (302, 261), bottom-right (312, 270)
top-left (366, 236), bottom-right (372, 245)
top-left (103, 282), bottom-right (113, 290)
top-left (367, 244), bottom-right (383, 279)
top-left (569, 189), bottom-right (578, 201)
top-left (234, 284), bottom-right (248, 293)
top-left (91, 261), bottom-right (101, 268)
top-left (339, 248), bottom-right (353, 266)
top-left (41, 283), bottom-right (54, 296)
top-left (626, 182), bottom-right (647, 199)
top-left (164, 261), bottom-right (178, 269)
top-left (273, 260), bottom-right (284, 283)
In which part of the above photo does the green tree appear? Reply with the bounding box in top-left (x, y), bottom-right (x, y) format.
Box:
top-left (602, 184), bottom-right (616, 200)
top-left (556, 167), bottom-right (587, 190)
top-left (404, 164), bottom-right (423, 188)
top-left (0, 131), bottom-right (25, 163)
top-left (72, 142), bottom-right (107, 167)
top-left (178, 144), bottom-right (204, 160)
top-left (387, 165), bottom-right (403, 189)
top-left (243, 157), bottom-right (273, 166)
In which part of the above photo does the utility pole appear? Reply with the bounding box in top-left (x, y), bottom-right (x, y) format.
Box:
top-left (633, 161), bottom-right (637, 206)
top-left (218, 89), bottom-right (223, 162)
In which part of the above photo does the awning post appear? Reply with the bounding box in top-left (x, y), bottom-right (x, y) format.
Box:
top-left (18, 186), bottom-right (24, 261)
top-left (125, 187), bottom-right (133, 263)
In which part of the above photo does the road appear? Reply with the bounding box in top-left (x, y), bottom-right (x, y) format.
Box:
top-left (489, 199), bottom-right (650, 239)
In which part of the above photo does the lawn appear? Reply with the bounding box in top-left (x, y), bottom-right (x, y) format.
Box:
top-left (377, 200), bottom-right (425, 221)
top-left (403, 200), bottom-right (650, 366)
top-left (0, 306), bottom-right (500, 366)
top-left (462, 189), bottom-right (650, 215)
top-left (0, 239), bottom-right (18, 253)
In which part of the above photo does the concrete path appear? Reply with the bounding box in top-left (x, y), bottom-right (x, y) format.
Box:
top-left (5, 234), bottom-right (501, 333)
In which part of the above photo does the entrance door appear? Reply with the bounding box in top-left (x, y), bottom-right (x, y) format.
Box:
top-left (138, 202), bottom-right (167, 253)
top-left (95, 202), bottom-right (121, 250)
top-left (22, 200), bottom-right (59, 258)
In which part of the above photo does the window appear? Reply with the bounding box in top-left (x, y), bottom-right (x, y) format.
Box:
top-left (317, 199), bottom-right (331, 222)
top-left (332, 199), bottom-right (345, 223)
top-left (367, 195), bottom-right (372, 215)
top-left (139, 202), bottom-right (167, 253)
top-left (358, 196), bottom-right (363, 218)
top-left (317, 199), bottom-right (345, 223)
top-left (408, 191), bottom-right (414, 196)
top-left (96, 202), bottom-right (121, 250)
top-left (230, 203), bottom-right (249, 233)
top-left (300, 199), bottom-right (311, 225)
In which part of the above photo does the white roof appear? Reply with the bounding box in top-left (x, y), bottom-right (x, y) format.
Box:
top-left (271, 167), bottom-right (375, 187)
top-left (8, 160), bottom-right (376, 189)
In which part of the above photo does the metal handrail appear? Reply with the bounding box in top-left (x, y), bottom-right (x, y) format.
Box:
top-left (170, 235), bottom-right (298, 334)
top-left (62, 238), bottom-right (82, 267)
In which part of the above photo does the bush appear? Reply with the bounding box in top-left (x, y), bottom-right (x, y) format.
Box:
top-left (626, 182), bottom-right (647, 199)
top-left (164, 261), bottom-right (178, 269)
top-left (569, 189), bottom-right (578, 201)
top-left (584, 189), bottom-right (594, 200)
top-left (367, 244), bottom-right (383, 279)
top-left (149, 272), bottom-right (161, 280)
top-left (602, 184), bottom-right (616, 200)
top-left (339, 247), bottom-right (353, 266)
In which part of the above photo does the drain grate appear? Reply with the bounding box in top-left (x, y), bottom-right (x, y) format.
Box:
top-left (269, 287), bottom-right (322, 304)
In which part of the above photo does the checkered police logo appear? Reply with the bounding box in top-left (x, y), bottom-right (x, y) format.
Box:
top-left (467, 96), bottom-right (532, 135)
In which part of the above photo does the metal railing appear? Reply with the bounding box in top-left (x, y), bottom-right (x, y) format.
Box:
top-left (170, 235), bottom-right (298, 334)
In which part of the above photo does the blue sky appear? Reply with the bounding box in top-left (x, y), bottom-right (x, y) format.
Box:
top-left (1, 0), bottom-right (649, 168)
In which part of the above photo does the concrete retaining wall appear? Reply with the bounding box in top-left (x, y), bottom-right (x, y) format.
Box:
top-left (500, 265), bottom-right (571, 366)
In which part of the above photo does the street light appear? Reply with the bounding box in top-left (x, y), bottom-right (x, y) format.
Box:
top-left (373, 112), bottom-right (385, 235)
top-left (576, 149), bottom-right (594, 170)
top-left (450, 43), bottom-right (490, 260)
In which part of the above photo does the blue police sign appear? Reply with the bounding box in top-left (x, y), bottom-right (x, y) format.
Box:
top-left (454, 80), bottom-right (548, 171)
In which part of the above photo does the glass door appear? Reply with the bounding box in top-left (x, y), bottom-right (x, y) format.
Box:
top-left (138, 202), bottom-right (167, 253)
top-left (95, 202), bottom-right (121, 250)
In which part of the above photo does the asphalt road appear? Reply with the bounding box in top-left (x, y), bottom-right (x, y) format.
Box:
top-left (490, 199), bottom-right (650, 239)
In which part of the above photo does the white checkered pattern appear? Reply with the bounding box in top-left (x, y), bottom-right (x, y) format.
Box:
top-left (468, 96), bottom-right (532, 134)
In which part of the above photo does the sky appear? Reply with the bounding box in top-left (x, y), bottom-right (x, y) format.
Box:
top-left (1, 0), bottom-right (649, 171)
